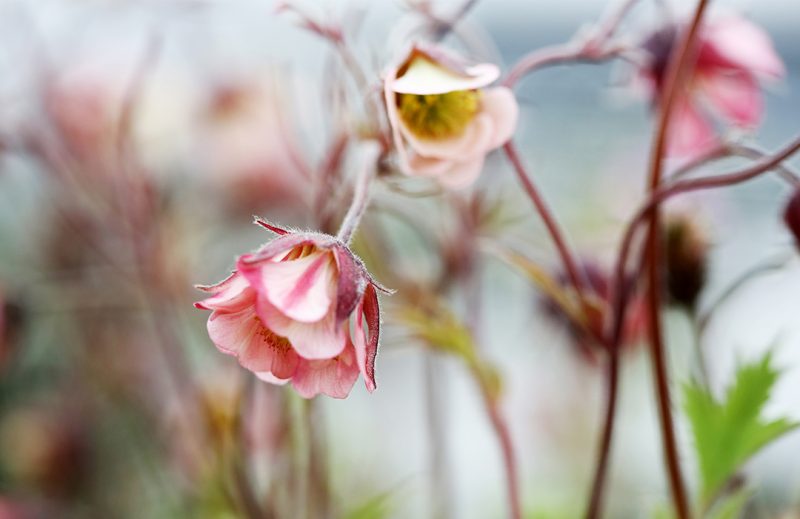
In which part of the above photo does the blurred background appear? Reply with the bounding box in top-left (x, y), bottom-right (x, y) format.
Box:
top-left (0, 0), bottom-right (798, 517)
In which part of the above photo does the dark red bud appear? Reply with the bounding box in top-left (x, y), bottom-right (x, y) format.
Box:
top-left (664, 216), bottom-right (708, 310)
top-left (784, 189), bottom-right (800, 248)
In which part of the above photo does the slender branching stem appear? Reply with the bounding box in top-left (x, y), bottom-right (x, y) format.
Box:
top-left (640, 3), bottom-right (710, 517)
top-left (337, 142), bottom-right (381, 244)
top-left (502, 141), bottom-right (588, 304)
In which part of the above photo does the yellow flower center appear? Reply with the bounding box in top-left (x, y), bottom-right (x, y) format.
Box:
top-left (397, 90), bottom-right (480, 140)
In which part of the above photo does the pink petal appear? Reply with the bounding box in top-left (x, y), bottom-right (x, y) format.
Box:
top-left (332, 245), bottom-right (367, 324)
top-left (397, 110), bottom-right (494, 161)
top-left (482, 87), bottom-right (519, 149)
top-left (194, 272), bottom-right (252, 312)
top-left (703, 16), bottom-right (785, 79)
top-left (353, 284), bottom-right (380, 392)
top-left (404, 152), bottom-right (456, 177)
top-left (290, 341), bottom-right (360, 399)
top-left (255, 372), bottom-right (290, 385)
top-left (206, 301), bottom-right (299, 379)
top-left (243, 233), bottom-right (330, 264)
top-left (240, 250), bottom-right (336, 323)
top-left (257, 298), bottom-right (347, 360)
top-left (437, 155), bottom-right (486, 190)
top-left (699, 70), bottom-right (762, 127)
top-left (666, 97), bottom-right (718, 158)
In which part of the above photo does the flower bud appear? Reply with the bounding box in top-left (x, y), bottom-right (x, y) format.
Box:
top-left (784, 189), bottom-right (800, 249)
top-left (664, 215), bottom-right (708, 310)
top-left (0, 290), bottom-right (25, 374)
top-left (540, 260), bottom-right (646, 363)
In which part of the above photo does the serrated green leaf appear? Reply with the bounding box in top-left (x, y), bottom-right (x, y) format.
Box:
top-left (683, 352), bottom-right (799, 508)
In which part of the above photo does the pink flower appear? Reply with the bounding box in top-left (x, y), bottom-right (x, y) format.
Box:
top-left (638, 15), bottom-right (784, 157)
top-left (195, 79), bottom-right (308, 214)
top-left (785, 188), bottom-right (800, 249)
top-left (384, 44), bottom-right (519, 189)
top-left (195, 220), bottom-right (383, 399)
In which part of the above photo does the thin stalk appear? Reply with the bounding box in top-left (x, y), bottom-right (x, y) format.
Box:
top-left (425, 354), bottom-right (455, 519)
top-left (501, 0), bottom-right (641, 89)
top-left (502, 141), bottom-right (588, 304)
top-left (642, 2), bottom-right (710, 517)
top-left (668, 142), bottom-right (800, 187)
top-left (431, 0), bottom-right (481, 40)
top-left (478, 386), bottom-right (522, 519)
top-left (584, 348), bottom-right (620, 519)
top-left (305, 399), bottom-right (332, 519)
top-left (336, 142), bottom-right (381, 244)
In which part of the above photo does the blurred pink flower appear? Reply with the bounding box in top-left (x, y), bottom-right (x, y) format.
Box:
top-left (384, 44), bottom-right (518, 189)
top-left (195, 80), bottom-right (308, 213)
top-left (44, 67), bottom-right (119, 166)
top-left (195, 221), bottom-right (382, 399)
top-left (638, 15), bottom-right (784, 156)
top-left (785, 188), bottom-right (800, 249)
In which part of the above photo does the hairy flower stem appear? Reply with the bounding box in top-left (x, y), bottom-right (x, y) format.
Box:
top-left (337, 142), bottom-right (381, 244)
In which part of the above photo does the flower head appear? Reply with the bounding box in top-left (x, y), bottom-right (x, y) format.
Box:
top-left (784, 188), bottom-right (800, 250)
top-left (637, 15), bottom-right (784, 157)
top-left (541, 260), bottom-right (647, 363)
top-left (384, 44), bottom-right (518, 189)
top-left (195, 219), bottom-right (383, 399)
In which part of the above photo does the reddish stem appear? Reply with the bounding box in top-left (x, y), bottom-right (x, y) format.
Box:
top-left (472, 366), bottom-right (522, 519)
top-left (487, 400), bottom-right (522, 519)
top-left (641, 3), bottom-right (711, 518)
top-left (584, 348), bottom-right (620, 519)
top-left (503, 141), bottom-right (588, 303)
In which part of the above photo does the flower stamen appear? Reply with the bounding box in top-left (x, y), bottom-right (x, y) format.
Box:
top-left (397, 90), bottom-right (480, 140)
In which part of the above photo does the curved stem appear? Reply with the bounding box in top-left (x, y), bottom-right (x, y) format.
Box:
top-left (336, 142), bottom-right (381, 244)
top-left (585, 348), bottom-right (620, 519)
top-left (641, 2), bottom-right (710, 517)
top-left (425, 354), bottom-right (455, 519)
top-left (613, 136), bottom-right (800, 299)
top-left (483, 393), bottom-right (522, 519)
top-left (503, 141), bottom-right (588, 303)
top-left (668, 142), bottom-right (800, 187)
top-left (501, 0), bottom-right (641, 89)
top-left (468, 357), bottom-right (522, 519)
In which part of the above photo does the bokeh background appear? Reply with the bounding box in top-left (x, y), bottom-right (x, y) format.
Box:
top-left (0, 0), bottom-right (798, 517)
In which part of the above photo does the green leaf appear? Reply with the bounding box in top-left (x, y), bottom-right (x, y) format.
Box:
top-left (343, 489), bottom-right (394, 519)
top-left (707, 489), bottom-right (752, 519)
top-left (683, 352), bottom-right (799, 508)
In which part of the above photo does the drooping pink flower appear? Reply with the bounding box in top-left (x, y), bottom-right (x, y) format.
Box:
top-left (195, 220), bottom-right (383, 399)
top-left (637, 15), bottom-right (784, 157)
top-left (384, 44), bottom-right (519, 189)
top-left (785, 188), bottom-right (800, 249)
